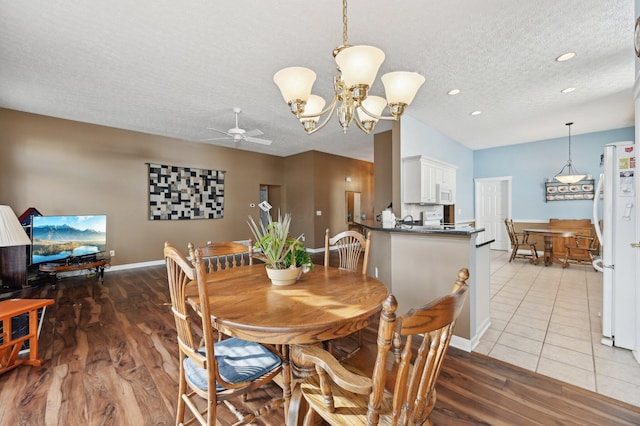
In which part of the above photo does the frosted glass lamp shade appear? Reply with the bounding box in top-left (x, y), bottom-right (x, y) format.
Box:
top-left (381, 71), bottom-right (425, 105)
top-left (357, 96), bottom-right (387, 122)
top-left (0, 205), bottom-right (31, 247)
top-left (273, 67), bottom-right (316, 103)
top-left (555, 174), bottom-right (586, 184)
top-left (301, 95), bottom-right (326, 123)
top-left (335, 45), bottom-right (385, 88)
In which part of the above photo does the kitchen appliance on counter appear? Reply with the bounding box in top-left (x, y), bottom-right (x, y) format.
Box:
top-left (592, 141), bottom-right (637, 350)
top-left (380, 209), bottom-right (397, 228)
top-left (422, 211), bottom-right (443, 227)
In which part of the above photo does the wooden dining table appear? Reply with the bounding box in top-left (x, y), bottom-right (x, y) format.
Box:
top-left (523, 228), bottom-right (576, 266)
top-left (185, 263), bottom-right (389, 422)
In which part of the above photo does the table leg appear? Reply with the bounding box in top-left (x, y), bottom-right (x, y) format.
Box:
top-left (281, 344), bottom-right (291, 423)
top-left (543, 236), bottom-right (553, 266)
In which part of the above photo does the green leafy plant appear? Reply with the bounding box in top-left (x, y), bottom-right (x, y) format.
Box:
top-left (247, 211), bottom-right (312, 270)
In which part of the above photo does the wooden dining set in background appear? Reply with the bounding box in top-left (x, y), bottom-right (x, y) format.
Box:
top-left (505, 218), bottom-right (600, 267)
top-left (162, 229), bottom-right (470, 425)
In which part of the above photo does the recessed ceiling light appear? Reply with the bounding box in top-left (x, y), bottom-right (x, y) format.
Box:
top-left (447, 89), bottom-right (461, 96)
top-left (470, 110), bottom-right (482, 116)
top-left (561, 87), bottom-right (576, 93)
top-left (556, 52), bottom-right (576, 62)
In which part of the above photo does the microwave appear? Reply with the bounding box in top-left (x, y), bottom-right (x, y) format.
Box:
top-left (436, 184), bottom-right (454, 205)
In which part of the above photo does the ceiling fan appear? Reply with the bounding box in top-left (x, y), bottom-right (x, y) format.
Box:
top-left (202, 107), bottom-right (272, 145)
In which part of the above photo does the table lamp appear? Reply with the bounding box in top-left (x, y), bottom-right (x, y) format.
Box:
top-left (0, 205), bottom-right (32, 288)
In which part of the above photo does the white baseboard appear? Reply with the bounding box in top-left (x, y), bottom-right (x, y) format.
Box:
top-left (107, 259), bottom-right (165, 272)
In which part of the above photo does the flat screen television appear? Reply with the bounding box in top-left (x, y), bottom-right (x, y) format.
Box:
top-left (31, 215), bottom-right (107, 265)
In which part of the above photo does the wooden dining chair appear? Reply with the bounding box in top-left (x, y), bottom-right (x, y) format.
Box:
top-left (324, 228), bottom-right (372, 359)
top-left (164, 242), bottom-right (284, 426)
top-left (562, 233), bottom-right (600, 269)
top-left (289, 268), bottom-right (470, 426)
top-left (324, 228), bottom-right (371, 274)
top-left (189, 240), bottom-right (253, 273)
top-left (504, 219), bottom-right (538, 264)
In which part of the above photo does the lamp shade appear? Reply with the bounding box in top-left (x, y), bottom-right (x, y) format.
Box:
top-left (0, 205), bottom-right (31, 247)
top-left (273, 67), bottom-right (316, 103)
top-left (381, 71), bottom-right (425, 105)
top-left (335, 45), bottom-right (385, 88)
top-left (300, 95), bottom-right (326, 123)
top-left (357, 95), bottom-right (387, 122)
top-left (555, 174), bottom-right (586, 184)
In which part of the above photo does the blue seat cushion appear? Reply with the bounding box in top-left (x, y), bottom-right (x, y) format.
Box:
top-left (184, 337), bottom-right (281, 391)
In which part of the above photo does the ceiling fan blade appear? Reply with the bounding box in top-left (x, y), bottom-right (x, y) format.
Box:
top-left (200, 136), bottom-right (232, 141)
top-left (244, 129), bottom-right (264, 137)
top-left (246, 136), bottom-right (272, 146)
top-left (206, 127), bottom-right (232, 137)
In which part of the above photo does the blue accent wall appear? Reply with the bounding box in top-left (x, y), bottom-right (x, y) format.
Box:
top-left (474, 127), bottom-right (635, 220)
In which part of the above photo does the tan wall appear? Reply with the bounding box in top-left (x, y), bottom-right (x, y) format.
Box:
top-left (374, 130), bottom-right (392, 216)
top-left (0, 108), bottom-right (375, 264)
top-left (311, 151), bottom-right (374, 248)
top-left (0, 109), bottom-right (285, 265)
top-left (283, 152), bottom-right (315, 246)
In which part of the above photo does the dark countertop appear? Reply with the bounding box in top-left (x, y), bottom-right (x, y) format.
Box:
top-left (356, 220), bottom-right (485, 237)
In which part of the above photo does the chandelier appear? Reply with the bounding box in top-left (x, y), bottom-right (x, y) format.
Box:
top-left (554, 122), bottom-right (586, 184)
top-left (273, 0), bottom-right (425, 135)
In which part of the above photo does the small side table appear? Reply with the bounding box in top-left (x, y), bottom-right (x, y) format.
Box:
top-left (0, 298), bottom-right (54, 374)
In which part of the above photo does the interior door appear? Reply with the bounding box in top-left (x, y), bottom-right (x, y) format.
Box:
top-left (475, 177), bottom-right (511, 250)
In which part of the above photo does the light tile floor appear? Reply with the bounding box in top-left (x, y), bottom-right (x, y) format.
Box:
top-left (474, 250), bottom-right (640, 407)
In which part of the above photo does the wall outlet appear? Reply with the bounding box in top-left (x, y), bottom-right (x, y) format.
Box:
top-left (316, 210), bottom-right (322, 216)
top-left (109, 250), bottom-right (116, 257)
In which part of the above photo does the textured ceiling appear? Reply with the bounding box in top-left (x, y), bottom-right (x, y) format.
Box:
top-left (0, 1), bottom-right (634, 162)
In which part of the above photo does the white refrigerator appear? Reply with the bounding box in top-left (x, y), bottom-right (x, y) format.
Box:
top-left (592, 141), bottom-right (637, 350)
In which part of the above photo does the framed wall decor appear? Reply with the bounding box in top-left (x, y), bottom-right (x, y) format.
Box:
top-left (148, 163), bottom-right (225, 220)
top-left (544, 178), bottom-right (594, 202)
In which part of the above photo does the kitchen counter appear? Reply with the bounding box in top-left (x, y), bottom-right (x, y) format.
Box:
top-left (359, 220), bottom-right (491, 352)
top-left (357, 220), bottom-right (485, 236)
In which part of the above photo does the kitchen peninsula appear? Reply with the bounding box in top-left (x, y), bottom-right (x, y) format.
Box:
top-left (359, 221), bottom-right (492, 351)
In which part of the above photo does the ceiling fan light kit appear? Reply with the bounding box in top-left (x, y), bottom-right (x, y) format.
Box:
top-left (554, 122), bottom-right (586, 184)
top-left (203, 107), bottom-right (272, 145)
top-left (273, 0), bottom-right (425, 135)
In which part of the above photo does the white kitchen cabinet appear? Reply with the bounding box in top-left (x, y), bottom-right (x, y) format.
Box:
top-left (403, 156), bottom-right (456, 204)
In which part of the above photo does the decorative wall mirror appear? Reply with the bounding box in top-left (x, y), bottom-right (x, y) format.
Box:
top-left (345, 191), bottom-right (361, 222)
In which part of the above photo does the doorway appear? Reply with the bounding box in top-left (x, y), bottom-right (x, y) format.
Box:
top-left (475, 177), bottom-right (511, 250)
top-left (259, 185), bottom-right (282, 228)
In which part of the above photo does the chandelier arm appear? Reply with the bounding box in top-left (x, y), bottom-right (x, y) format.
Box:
top-left (306, 99), bottom-right (339, 135)
top-left (358, 103), bottom-right (398, 121)
top-left (299, 94), bottom-right (339, 120)
top-left (352, 115), bottom-right (371, 133)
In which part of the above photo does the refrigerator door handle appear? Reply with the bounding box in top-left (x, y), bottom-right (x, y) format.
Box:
top-left (593, 175), bottom-right (604, 244)
top-left (631, 242), bottom-right (640, 248)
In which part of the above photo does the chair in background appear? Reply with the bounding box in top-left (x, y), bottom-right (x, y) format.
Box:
top-left (504, 219), bottom-right (538, 264)
top-left (289, 268), bottom-right (470, 426)
top-left (164, 242), bottom-right (283, 426)
top-left (324, 228), bottom-right (371, 274)
top-left (562, 233), bottom-right (600, 269)
top-left (324, 228), bottom-right (372, 358)
top-left (190, 240), bottom-right (253, 273)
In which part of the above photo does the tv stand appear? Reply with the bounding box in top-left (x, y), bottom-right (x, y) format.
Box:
top-left (39, 257), bottom-right (111, 282)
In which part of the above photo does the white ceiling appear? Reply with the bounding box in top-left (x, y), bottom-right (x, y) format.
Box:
top-left (0, 1), bottom-right (634, 162)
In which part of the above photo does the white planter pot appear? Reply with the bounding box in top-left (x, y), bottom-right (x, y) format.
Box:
top-left (265, 266), bottom-right (301, 286)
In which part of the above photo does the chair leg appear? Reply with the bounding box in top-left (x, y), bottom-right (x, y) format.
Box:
top-left (530, 245), bottom-right (539, 264)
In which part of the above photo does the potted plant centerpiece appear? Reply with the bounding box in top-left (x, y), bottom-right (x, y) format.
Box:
top-left (248, 211), bottom-right (313, 286)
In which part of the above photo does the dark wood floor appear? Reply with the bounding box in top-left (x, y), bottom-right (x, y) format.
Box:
top-left (1, 262), bottom-right (639, 425)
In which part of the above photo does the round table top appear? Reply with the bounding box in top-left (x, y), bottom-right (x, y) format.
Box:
top-left (186, 264), bottom-right (389, 345)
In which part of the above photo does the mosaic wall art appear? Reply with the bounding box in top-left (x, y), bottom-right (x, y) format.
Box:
top-left (148, 163), bottom-right (225, 220)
